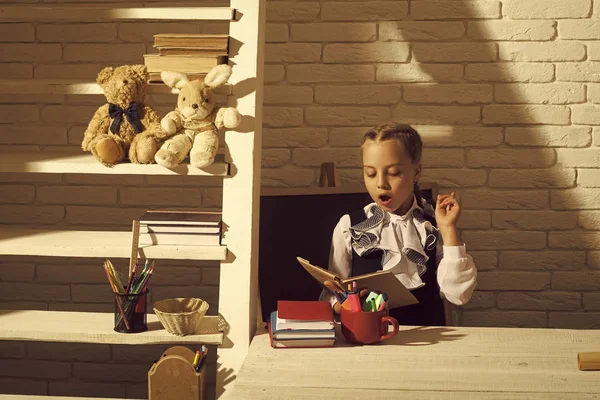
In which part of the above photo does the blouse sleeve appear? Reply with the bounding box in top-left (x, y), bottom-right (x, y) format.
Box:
top-left (318, 214), bottom-right (352, 305)
top-left (436, 241), bottom-right (478, 306)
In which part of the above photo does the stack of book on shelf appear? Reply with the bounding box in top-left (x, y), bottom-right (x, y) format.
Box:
top-left (268, 300), bottom-right (336, 348)
top-left (139, 210), bottom-right (222, 246)
top-left (144, 33), bottom-right (229, 83)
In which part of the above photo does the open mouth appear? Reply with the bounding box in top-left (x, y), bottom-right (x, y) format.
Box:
top-left (378, 194), bottom-right (392, 207)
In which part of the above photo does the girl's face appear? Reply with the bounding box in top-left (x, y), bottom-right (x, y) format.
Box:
top-left (362, 138), bottom-right (421, 215)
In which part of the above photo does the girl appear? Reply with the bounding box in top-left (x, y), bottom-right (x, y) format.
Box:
top-left (320, 123), bottom-right (477, 326)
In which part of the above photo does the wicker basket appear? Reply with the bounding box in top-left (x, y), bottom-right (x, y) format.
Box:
top-left (153, 298), bottom-right (209, 336)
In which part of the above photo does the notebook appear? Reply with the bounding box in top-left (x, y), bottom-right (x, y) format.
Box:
top-left (297, 256), bottom-right (419, 309)
top-left (268, 331), bottom-right (336, 348)
top-left (275, 300), bottom-right (334, 331)
top-left (270, 311), bottom-right (335, 340)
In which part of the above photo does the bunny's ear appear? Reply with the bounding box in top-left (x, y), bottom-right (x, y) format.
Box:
top-left (96, 67), bottom-right (114, 86)
top-left (204, 64), bottom-right (232, 89)
top-left (160, 71), bottom-right (189, 89)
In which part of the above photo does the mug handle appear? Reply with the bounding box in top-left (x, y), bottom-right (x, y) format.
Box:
top-left (379, 316), bottom-right (399, 342)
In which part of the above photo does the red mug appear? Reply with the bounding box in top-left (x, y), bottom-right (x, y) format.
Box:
top-left (340, 307), bottom-right (399, 345)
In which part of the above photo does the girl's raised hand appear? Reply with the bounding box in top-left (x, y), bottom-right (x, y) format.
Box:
top-left (435, 191), bottom-right (461, 229)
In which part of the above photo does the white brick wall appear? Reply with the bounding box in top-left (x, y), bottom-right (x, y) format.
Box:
top-left (2, 0), bottom-right (600, 397)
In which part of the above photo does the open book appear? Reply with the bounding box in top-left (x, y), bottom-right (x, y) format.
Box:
top-left (297, 256), bottom-right (418, 309)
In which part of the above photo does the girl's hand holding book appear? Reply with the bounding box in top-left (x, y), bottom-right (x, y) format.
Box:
top-left (333, 301), bottom-right (342, 314)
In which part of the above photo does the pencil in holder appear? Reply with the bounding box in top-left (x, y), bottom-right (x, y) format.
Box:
top-left (113, 288), bottom-right (149, 333)
top-left (148, 346), bottom-right (206, 400)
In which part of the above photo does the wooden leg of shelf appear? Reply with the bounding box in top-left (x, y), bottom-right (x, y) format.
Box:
top-left (215, 0), bottom-right (266, 398)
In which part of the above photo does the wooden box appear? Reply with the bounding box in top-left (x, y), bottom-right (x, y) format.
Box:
top-left (148, 345), bottom-right (206, 400)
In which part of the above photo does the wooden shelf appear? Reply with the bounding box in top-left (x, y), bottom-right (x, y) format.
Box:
top-left (0, 79), bottom-right (176, 95)
top-left (0, 228), bottom-right (227, 261)
top-left (0, 396), bottom-right (124, 400)
top-left (0, 310), bottom-right (224, 345)
top-left (0, 152), bottom-right (230, 176)
top-left (0, 79), bottom-right (233, 96)
top-left (0, 6), bottom-right (235, 20)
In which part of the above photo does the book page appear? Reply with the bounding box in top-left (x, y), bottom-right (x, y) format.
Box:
top-left (297, 256), bottom-right (418, 309)
top-left (296, 257), bottom-right (339, 289)
top-left (341, 270), bottom-right (418, 309)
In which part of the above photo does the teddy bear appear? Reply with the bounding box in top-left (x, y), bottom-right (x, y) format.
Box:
top-left (81, 64), bottom-right (169, 166)
top-left (154, 64), bottom-right (241, 169)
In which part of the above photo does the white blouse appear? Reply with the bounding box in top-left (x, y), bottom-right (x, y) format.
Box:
top-left (319, 199), bottom-right (477, 306)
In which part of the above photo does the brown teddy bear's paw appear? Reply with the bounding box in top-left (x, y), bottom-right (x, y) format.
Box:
top-left (154, 149), bottom-right (180, 169)
top-left (130, 137), bottom-right (158, 164)
top-left (94, 137), bottom-right (125, 166)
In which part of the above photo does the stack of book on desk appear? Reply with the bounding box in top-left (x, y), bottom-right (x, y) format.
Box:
top-left (139, 210), bottom-right (221, 246)
top-left (268, 300), bottom-right (335, 348)
top-left (144, 33), bottom-right (229, 83)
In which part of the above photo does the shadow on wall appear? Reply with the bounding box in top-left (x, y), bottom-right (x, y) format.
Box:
top-left (325, 1), bottom-right (592, 328)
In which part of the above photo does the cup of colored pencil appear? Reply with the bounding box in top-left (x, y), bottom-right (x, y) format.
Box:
top-left (103, 259), bottom-right (155, 333)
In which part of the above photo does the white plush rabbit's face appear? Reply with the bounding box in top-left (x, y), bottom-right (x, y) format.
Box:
top-left (177, 80), bottom-right (215, 121)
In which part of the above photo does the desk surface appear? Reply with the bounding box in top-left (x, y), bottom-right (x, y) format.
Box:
top-left (231, 325), bottom-right (600, 399)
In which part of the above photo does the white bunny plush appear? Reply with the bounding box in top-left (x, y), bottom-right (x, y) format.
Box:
top-left (155, 64), bottom-right (241, 169)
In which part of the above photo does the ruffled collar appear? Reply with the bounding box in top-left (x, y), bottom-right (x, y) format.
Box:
top-left (349, 197), bottom-right (438, 289)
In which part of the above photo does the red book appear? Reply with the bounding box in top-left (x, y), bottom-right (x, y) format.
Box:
top-left (276, 300), bottom-right (334, 331)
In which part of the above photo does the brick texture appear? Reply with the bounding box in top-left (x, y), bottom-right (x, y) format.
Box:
top-left (324, 43), bottom-right (409, 63)
top-left (466, 63), bottom-right (554, 82)
top-left (476, 271), bottom-right (550, 290)
top-left (578, 169), bottom-right (600, 187)
top-left (468, 21), bottom-right (555, 41)
top-left (38, 23), bottom-right (117, 42)
top-left (404, 84), bottom-right (492, 104)
top-left (503, 0), bottom-right (591, 19)
top-left (3, 1), bottom-right (600, 396)
top-left (482, 105), bottom-right (570, 125)
top-left (500, 251), bottom-right (585, 270)
top-left (489, 168), bottom-right (575, 188)
top-left (377, 64), bottom-right (463, 83)
top-left (412, 1), bottom-right (500, 20)
top-left (292, 23), bottom-right (376, 42)
top-left (498, 42), bottom-right (585, 62)
top-left (548, 313), bottom-right (600, 329)
top-left (505, 127), bottom-right (591, 147)
top-left (321, 2), bottom-right (408, 21)
top-left (559, 20), bottom-right (600, 39)
top-left (265, 43), bottom-right (321, 63)
top-left (380, 22), bottom-right (464, 41)
top-left (492, 211), bottom-right (577, 230)
top-left (495, 83), bottom-right (585, 104)
top-left (461, 311), bottom-right (547, 328)
top-left (267, 3), bottom-right (320, 21)
top-left (467, 149), bottom-right (556, 168)
top-left (497, 292), bottom-right (581, 311)
top-left (315, 85), bottom-right (401, 105)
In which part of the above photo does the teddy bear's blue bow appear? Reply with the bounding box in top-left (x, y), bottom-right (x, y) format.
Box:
top-left (108, 102), bottom-right (144, 134)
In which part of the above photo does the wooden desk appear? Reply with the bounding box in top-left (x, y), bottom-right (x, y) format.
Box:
top-left (231, 325), bottom-right (600, 399)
